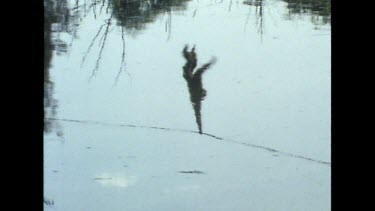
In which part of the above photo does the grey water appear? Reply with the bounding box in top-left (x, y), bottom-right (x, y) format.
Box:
top-left (44, 0), bottom-right (331, 210)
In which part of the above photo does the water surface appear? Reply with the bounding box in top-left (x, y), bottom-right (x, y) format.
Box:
top-left (44, 0), bottom-right (331, 210)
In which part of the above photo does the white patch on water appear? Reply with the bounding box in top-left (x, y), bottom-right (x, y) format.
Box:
top-left (94, 172), bottom-right (137, 188)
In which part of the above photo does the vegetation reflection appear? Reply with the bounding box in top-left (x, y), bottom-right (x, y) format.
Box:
top-left (242, 0), bottom-right (330, 38)
top-left (44, 0), bottom-right (76, 137)
top-left (44, 0), bottom-right (330, 133)
top-left (111, 0), bottom-right (190, 35)
top-left (283, 0), bottom-right (331, 25)
top-left (44, 0), bottom-right (330, 84)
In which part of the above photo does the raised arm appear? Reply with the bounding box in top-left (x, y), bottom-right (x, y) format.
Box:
top-left (193, 57), bottom-right (217, 77)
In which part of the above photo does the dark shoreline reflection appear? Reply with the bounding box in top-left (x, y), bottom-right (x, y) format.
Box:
top-left (44, 0), bottom-right (73, 137)
top-left (283, 0), bottom-right (331, 25)
top-left (243, 0), bottom-right (330, 35)
top-left (182, 45), bottom-right (216, 134)
top-left (111, 0), bottom-right (191, 35)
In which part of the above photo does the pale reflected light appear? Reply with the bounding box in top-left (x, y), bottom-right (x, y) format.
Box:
top-left (94, 172), bottom-right (137, 188)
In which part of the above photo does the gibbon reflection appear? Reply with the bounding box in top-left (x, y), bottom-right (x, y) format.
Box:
top-left (182, 45), bottom-right (216, 134)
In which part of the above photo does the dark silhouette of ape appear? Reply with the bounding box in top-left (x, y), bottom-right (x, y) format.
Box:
top-left (182, 45), bottom-right (216, 134)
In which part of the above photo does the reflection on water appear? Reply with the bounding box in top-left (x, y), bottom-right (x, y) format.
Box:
top-left (44, 37), bottom-right (62, 136)
top-left (242, 0), bottom-right (330, 39)
top-left (44, 0), bottom-right (80, 53)
top-left (44, 0), bottom-right (81, 134)
top-left (44, 0), bottom-right (73, 137)
top-left (182, 45), bottom-right (216, 134)
top-left (94, 172), bottom-right (137, 188)
top-left (44, 1), bottom-right (331, 210)
top-left (43, 0), bottom-right (331, 101)
top-left (243, 0), bottom-right (265, 38)
top-left (243, 0), bottom-right (331, 26)
top-left (43, 0), bottom-right (332, 68)
top-left (76, 0), bottom-right (193, 82)
top-left (284, 0), bottom-right (331, 25)
top-left (111, 0), bottom-right (190, 35)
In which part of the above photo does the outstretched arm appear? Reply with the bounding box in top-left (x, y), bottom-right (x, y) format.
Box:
top-left (194, 57), bottom-right (217, 76)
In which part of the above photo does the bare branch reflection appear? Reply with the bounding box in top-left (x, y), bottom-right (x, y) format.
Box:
top-left (90, 13), bottom-right (113, 80)
top-left (243, 0), bottom-right (265, 40)
top-left (182, 45), bottom-right (216, 134)
top-left (113, 26), bottom-right (131, 87)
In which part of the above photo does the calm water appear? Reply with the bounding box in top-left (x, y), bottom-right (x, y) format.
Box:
top-left (44, 0), bottom-right (331, 210)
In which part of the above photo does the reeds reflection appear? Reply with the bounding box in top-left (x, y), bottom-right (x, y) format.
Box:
top-left (182, 45), bottom-right (216, 134)
top-left (243, 0), bottom-right (265, 39)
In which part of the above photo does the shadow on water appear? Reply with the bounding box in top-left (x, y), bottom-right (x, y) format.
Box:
top-left (182, 45), bottom-right (216, 134)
